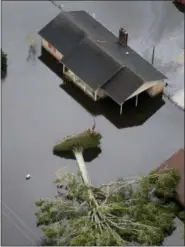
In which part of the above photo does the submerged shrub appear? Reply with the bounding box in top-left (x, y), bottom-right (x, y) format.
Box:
top-left (1, 49), bottom-right (8, 80)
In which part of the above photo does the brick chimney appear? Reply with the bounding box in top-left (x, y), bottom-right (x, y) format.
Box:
top-left (119, 28), bottom-right (128, 45)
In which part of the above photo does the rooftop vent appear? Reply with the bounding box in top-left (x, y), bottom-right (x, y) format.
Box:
top-left (119, 27), bottom-right (128, 45)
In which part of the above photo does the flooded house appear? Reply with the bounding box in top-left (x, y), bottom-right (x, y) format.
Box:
top-left (38, 10), bottom-right (167, 114)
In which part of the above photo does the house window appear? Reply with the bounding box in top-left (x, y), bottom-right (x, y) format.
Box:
top-left (48, 43), bottom-right (52, 48)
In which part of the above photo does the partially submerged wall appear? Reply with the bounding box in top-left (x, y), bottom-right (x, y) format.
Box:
top-left (41, 38), bottom-right (63, 61)
top-left (156, 149), bottom-right (184, 207)
top-left (126, 80), bottom-right (164, 101)
top-left (147, 80), bottom-right (165, 97)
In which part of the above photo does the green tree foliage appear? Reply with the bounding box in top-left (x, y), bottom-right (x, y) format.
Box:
top-left (35, 169), bottom-right (181, 246)
top-left (179, 221), bottom-right (184, 239)
top-left (1, 49), bottom-right (7, 80)
top-left (53, 128), bottom-right (102, 208)
top-left (53, 129), bottom-right (101, 188)
top-left (36, 129), bottom-right (183, 246)
top-left (53, 129), bottom-right (101, 153)
top-left (178, 210), bottom-right (185, 221)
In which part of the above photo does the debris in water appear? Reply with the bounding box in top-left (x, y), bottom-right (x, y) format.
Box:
top-left (26, 174), bottom-right (31, 180)
top-left (27, 44), bottom-right (37, 62)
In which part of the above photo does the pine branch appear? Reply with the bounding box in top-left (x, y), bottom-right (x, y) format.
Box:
top-left (36, 130), bottom-right (181, 246)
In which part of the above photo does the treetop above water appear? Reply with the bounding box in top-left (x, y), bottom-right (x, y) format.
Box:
top-left (53, 129), bottom-right (102, 153)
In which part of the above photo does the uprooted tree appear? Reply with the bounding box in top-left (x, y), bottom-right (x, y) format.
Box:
top-left (1, 49), bottom-right (8, 80)
top-left (35, 127), bottom-right (182, 246)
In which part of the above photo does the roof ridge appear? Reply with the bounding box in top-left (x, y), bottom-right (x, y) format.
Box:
top-left (60, 34), bottom-right (87, 63)
top-left (61, 11), bottom-right (86, 34)
top-left (60, 33), bottom-right (123, 73)
top-left (39, 10), bottom-right (166, 82)
top-left (84, 37), bottom-right (125, 87)
top-left (100, 66), bottom-right (124, 88)
top-left (62, 11), bottom-right (123, 68)
top-left (67, 11), bottom-right (123, 67)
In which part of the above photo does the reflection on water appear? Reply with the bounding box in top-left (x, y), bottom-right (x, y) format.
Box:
top-left (39, 50), bottom-right (165, 129)
top-left (60, 83), bottom-right (165, 129)
top-left (38, 51), bottom-right (62, 79)
top-left (26, 45), bottom-right (37, 63)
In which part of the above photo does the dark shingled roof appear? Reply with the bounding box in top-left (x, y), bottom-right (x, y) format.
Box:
top-left (102, 67), bottom-right (144, 105)
top-left (67, 11), bottom-right (167, 82)
top-left (38, 12), bottom-right (85, 57)
top-left (62, 37), bottom-right (121, 90)
top-left (38, 10), bottom-right (167, 104)
top-left (38, 10), bottom-right (166, 82)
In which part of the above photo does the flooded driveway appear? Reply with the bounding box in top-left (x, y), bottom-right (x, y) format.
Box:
top-left (2, 1), bottom-right (184, 245)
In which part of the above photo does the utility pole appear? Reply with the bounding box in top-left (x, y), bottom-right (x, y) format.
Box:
top-left (50, 0), bottom-right (64, 11)
top-left (151, 46), bottom-right (155, 65)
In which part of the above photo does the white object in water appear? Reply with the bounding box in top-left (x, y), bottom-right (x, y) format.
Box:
top-left (26, 174), bottom-right (31, 180)
top-left (126, 52), bottom-right (129, 55)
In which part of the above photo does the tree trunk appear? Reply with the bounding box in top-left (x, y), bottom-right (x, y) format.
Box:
top-left (73, 150), bottom-right (91, 186)
top-left (73, 149), bottom-right (98, 207)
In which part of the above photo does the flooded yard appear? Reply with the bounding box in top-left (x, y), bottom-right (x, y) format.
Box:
top-left (2, 1), bottom-right (184, 245)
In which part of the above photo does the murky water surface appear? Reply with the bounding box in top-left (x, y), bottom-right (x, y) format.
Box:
top-left (2, 1), bottom-right (184, 245)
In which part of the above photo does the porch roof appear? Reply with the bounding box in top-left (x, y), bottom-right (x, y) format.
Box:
top-left (102, 67), bottom-right (144, 105)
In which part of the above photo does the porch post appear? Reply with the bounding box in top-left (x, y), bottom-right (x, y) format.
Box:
top-left (95, 89), bottom-right (98, 101)
top-left (63, 64), bottom-right (65, 74)
top-left (120, 103), bottom-right (123, 115)
top-left (62, 64), bottom-right (66, 84)
top-left (135, 94), bottom-right (138, 107)
top-left (73, 74), bottom-right (76, 82)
